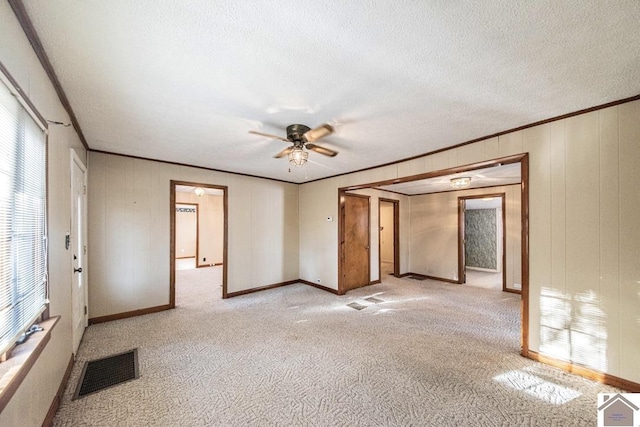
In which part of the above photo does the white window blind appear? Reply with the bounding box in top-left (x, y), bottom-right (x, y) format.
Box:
top-left (0, 75), bottom-right (48, 357)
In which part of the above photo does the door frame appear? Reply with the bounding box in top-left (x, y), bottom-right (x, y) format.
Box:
top-left (170, 181), bottom-right (228, 305)
top-left (338, 192), bottom-right (371, 294)
top-left (70, 149), bottom-right (88, 353)
top-left (457, 193), bottom-right (507, 291)
top-left (378, 198), bottom-right (399, 278)
top-left (338, 153), bottom-right (529, 356)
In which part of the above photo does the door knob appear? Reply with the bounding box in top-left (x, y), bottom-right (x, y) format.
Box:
top-left (74, 267), bottom-right (83, 273)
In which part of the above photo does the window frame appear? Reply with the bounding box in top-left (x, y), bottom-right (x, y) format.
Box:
top-left (0, 62), bottom-right (49, 360)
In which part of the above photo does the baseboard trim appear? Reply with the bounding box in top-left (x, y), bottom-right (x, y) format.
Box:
top-left (225, 280), bottom-right (299, 298)
top-left (527, 350), bottom-right (640, 392)
top-left (88, 304), bottom-right (172, 325)
top-left (299, 280), bottom-right (340, 295)
top-left (197, 262), bottom-right (223, 268)
top-left (405, 272), bottom-right (459, 284)
top-left (42, 353), bottom-right (74, 427)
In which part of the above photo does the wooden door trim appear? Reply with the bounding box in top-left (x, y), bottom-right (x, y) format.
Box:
top-left (457, 192), bottom-right (506, 290)
top-left (170, 181), bottom-right (228, 306)
top-left (379, 198), bottom-right (400, 278)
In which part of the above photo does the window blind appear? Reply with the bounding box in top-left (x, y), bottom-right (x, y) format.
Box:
top-left (0, 75), bottom-right (48, 357)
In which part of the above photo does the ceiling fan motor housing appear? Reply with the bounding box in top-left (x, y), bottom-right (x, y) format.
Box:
top-left (286, 124), bottom-right (311, 144)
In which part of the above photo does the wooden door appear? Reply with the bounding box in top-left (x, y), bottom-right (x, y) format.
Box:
top-left (343, 194), bottom-right (370, 292)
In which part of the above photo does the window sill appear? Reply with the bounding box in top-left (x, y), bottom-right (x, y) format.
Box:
top-left (0, 316), bottom-right (59, 414)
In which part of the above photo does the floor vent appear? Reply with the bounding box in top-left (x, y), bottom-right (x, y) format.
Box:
top-left (364, 297), bottom-right (383, 304)
top-left (346, 302), bottom-right (367, 311)
top-left (408, 275), bottom-right (428, 281)
top-left (73, 349), bottom-right (139, 399)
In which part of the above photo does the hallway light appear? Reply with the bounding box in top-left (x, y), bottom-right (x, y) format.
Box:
top-left (194, 187), bottom-right (205, 197)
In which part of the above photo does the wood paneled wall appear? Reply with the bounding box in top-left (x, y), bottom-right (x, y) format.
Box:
top-left (88, 152), bottom-right (299, 318)
top-left (299, 100), bottom-right (640, 384)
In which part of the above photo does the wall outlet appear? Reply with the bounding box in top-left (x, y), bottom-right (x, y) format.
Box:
top-left (326, 216), bottom-right (333, 222)
top-left (203, 257), bottom-right (206, 262)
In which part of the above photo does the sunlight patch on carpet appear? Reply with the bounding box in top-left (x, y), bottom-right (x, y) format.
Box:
top-left (493, 370), bottom-right (581, 405)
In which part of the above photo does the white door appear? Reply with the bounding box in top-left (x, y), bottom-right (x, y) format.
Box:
top-left (71, 150), bottom-right (88, 354)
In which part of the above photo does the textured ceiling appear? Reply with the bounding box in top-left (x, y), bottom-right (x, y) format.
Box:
top-left (375, 163), bottom-right (521, 195)
top-left (22, 0), bottom-right (640, 183)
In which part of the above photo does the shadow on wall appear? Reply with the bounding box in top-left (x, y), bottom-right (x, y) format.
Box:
top-left (540, 287), bottom-right (607, 372)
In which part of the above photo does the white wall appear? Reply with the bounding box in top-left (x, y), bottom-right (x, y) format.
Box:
top-left (0, 2), bottom-right (87, 425)
top-left (299, 100), bottom-right (640, 384)
top-left (174, 203), bottom-right (197, 258)
top-left (88, 152), bottom-right (299, 318)
top-left (380, 203), bottom-right (394, 263)
top-left (408, 185), bottom-right (521, 288)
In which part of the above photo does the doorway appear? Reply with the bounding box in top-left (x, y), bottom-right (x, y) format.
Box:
top-left (170, 181), bottom-right (228, 305)
top-left (378, 198), bottom-right (399, 278)
top-left (340, 193), bottom-right (370, 293)
top-left (70, 150), bottom-right (88, 354)
top-left (458, 193), bottom-right (506, 291)
top-left (338, 154), bottom-right (529, 356)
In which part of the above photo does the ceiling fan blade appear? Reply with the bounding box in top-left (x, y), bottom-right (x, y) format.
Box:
top-left (249, 130), bottom-right (289, 142)
top-left (306, 143), bottom-right (338, 157)
top-left (303, 124), bottom-right (334, 142)
top-left (273, 146), bottom-right (294, 158)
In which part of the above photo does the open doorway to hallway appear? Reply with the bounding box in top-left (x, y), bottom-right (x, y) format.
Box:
top-left (459, 194), bottom-right (505, 291)
top-left (170, 181), bottom-right (228, 306)
top-left (379, 198), bottom-right (399, 278)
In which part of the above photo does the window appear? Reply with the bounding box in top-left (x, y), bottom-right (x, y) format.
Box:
top-left (0, 72), bottom-right (48, 358)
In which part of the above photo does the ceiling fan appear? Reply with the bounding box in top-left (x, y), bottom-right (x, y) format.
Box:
top-left (249, 123), bottom-right (338, 166)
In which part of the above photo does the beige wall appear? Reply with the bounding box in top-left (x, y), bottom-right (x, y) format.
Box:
top-left (0, 2), bottom-right (88, 425)
top-left (299, 100), bottom-right (640, 383)
top-left (380, 203), bottom-right (394, 263)
top-left (176, 192), bottom-right (224, 265)
top-left (408, 185), bottom-right (521, 289)
top-left (174, 204), bottom-right (197, 258)
top-left (88, 152), bottom-right (299, 318)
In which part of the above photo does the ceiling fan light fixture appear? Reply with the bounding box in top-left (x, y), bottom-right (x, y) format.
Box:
top-left (450, 177), bottom-right (471, 189)
top-left (288, 147), bottom-right (308, 166)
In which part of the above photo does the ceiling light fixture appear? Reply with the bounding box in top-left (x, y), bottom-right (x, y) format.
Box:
top-left (288, 147), bottom-right (308, 166)
top-left (194, 187), bottom-right (205, 197)
top-left (450, 177), bottom-right (471, 189)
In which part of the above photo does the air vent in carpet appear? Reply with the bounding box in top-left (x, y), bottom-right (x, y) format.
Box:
top-left (346, 302), bottom-right (367, 311)
top-left (407, 275), bottom-right (428, 281)
top-left (73, 349), bottom-right (139, 399)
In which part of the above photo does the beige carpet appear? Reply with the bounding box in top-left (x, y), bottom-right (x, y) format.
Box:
top-left (54, 268), bottom-right (618, 426)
